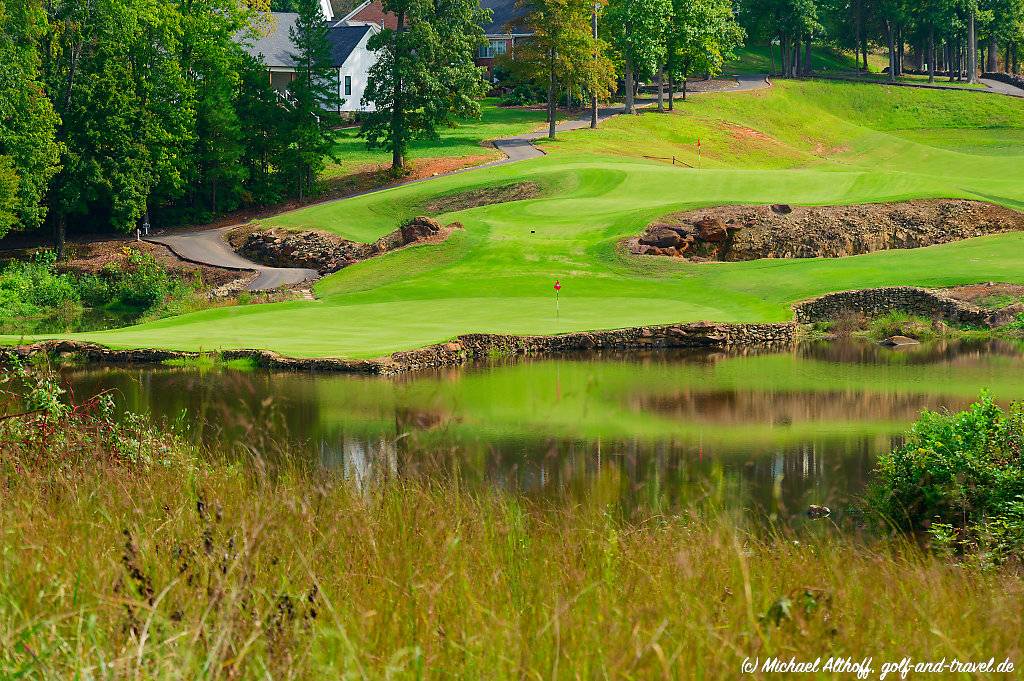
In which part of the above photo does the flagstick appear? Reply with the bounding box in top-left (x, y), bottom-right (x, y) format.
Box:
top-left (556, 289), bottom-right (560, 319)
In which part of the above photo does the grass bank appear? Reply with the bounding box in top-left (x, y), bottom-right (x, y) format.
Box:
top-left (9, 79), bottom-right (1024, 359)
top-left (2, 367), bottom-right (1022, 678)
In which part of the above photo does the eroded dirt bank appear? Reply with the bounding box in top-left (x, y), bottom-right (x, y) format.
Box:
top-left (628, 200), bottom-right (1024, 261)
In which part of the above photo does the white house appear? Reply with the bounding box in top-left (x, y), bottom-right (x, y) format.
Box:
top-left (242, 7), bottom-right (379, 114)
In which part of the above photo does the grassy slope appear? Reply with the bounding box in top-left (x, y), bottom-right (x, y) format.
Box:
top-left (322, 99), bottom-right (549, 178)
top-left (16, 80), bottom-right (1024, 358)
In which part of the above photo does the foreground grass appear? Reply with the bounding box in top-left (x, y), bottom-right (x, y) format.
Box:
top-left (3, 400), bottom-right (1022, 679)
top-left (10, 79), bottom-right (1024, 358)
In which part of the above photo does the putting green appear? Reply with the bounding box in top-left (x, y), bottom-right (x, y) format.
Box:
top-left (13, 80), bottom-right (1024, 359)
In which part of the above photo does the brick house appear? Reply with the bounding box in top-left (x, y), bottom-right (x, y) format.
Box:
top-left (339, 0), bottom-right (531, 77)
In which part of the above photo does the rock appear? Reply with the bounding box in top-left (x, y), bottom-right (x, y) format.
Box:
top-left (630, 200), bottom-right (1024, 263)
top-left (807, 504), bottom-right (831, 519)
top-left (234, 216), bottom-right (456, 275)
top-left (639, 225), bottom-right (688, 248)
top-left (693, 216), bottom-right (728, 243)
top-left (400, 215), bottom-right (444, 243)
top-left (880, 335), bottom-right (920, 347)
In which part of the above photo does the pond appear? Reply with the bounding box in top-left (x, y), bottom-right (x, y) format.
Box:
top-left (59, 339), bottom-right (1024, 527)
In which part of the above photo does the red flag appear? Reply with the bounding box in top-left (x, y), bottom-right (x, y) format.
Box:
top-left (554, 280), bottom-right (562, 292)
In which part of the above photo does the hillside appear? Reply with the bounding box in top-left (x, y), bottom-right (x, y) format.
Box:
top-left (14, 79), bottom-right (1024, 359)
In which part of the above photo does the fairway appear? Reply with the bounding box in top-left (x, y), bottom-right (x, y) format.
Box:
top-left (18, 80), bottom-right (1024, 359)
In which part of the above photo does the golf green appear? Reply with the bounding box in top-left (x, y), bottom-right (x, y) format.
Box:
top-left (13, 80), bottom-right (1024, 359)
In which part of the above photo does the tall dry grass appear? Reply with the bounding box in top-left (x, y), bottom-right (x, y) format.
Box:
top-left (1, 368), bottom-right (1022, 679)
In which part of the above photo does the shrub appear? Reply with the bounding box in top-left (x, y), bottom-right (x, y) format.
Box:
top-left (868, 393), bottom-right (1024, 564)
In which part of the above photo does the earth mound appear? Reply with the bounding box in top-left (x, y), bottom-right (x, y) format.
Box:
top-left (424, 181), bottom-right (540, 214)
top-left (627, 200), bottom-right (1024, 261)
top-left (230, 216), bottom-right (460, 274)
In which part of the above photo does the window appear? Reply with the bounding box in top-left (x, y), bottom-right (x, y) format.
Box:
top-left (344, 75), bottom-right (352, 96)
top-left (477, 40), bottom-right (508, 59)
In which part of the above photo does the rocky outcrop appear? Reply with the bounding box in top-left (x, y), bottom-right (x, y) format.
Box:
top-left (12, 321), bottom-right (795, 376)
top-left (793, 286), bottom-right (1019, 328)
top-left (628, 200), bottom-right (1024, 261)
top-left (233, 216), bottom-right (458, 274)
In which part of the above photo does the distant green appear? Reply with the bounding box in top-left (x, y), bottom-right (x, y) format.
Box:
top-left (11, 80), bottom-right (1024, 359)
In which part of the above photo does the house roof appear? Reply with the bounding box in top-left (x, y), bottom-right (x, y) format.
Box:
top-left (482, 0), bottom-right (528, 35)
top-left (339, 0), bottom-right (530, 36)
top-left (244, 13), bottom-right (371, 69)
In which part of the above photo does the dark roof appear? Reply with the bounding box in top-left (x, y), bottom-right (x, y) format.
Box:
top-left (243, 13), bottom-right (371, 68)
top-left (327, 24), bottom-right (372, 65)
top-left (481, 0), bottom-right (528, 35)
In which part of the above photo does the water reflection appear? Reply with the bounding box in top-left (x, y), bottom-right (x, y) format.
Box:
top-left (58, 339), bottom-right (1024, 524)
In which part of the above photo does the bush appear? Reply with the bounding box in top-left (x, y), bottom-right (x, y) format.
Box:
top-left (868, 393), bottom-right (1024, 564)
top-left (0, 248), bottom-right (201, 333)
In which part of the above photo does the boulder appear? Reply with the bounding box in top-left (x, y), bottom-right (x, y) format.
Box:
top-left (693, 216), bottom-right (728, 243)
top-left (400, 216), bottom-right (444, 244)
top-left (879, 335), bottom-right (920, 347)
top-left (770, 203), bottom-right (793, 215)
top-left (639, 225), bottom-right (688, 249)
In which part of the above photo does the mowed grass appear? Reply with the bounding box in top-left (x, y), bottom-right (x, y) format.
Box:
top-left (14, 80), bottom-right (1024, 358)
top-left (322, 99), bottom-right (550, 178)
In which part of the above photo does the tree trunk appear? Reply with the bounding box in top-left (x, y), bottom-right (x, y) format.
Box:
top-left (781, 34), bottom-right (790, 78)
top-left (668, 72), bottom-right (674, 111)
top-left (53, 214), bottom-right (66, 261)
top-left (547, 47), bottom-right (557, 139)
top-left (590, 6), bottom-right (598, 128)
top-left (804, 35), bottom-right (812, 76)
top-left (682, 76), bottom-right (687, 101)
top-left (768, 41), bottom-right (776, 76)
top-left (861, 35), bottom-right (869, 71)
top-left (928, 28), bottom-right (936, 83)
top-left (968, 15), bottom-right (977, 83)
top-left (656, 68), bottom-right (664, 111)
top-left (624, 56), bottom-right (635, 114)
top-left (887, 22), bottom-right (896, 82)
top-left (391, 8), bottom-right (406, 172)
top-left (988, 34), bottom-right (998, 72)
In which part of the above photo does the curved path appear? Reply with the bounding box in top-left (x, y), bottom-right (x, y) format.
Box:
top-left (148, 75), bottom-right (771, 290)
top-left (979, 77), bottom-right (1024, 98)
top-left (148, 226), bottom-right (317, 290)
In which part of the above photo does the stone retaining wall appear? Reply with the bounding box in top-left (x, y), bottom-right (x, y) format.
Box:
top-left (793, 287), bottom-right (1015, 327)
top-left (11, 321), bottom-right (795, 376)
top-left (982, 72), bottom-right (1024, 90)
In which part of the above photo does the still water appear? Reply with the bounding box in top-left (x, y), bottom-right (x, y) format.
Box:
top-left (59, 339), bottom-right (1024, 525)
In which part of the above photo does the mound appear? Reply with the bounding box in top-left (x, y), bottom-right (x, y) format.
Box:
top-left (231, 217), bottom-right (461, 274)
top-left (424, 182), bottom-right (540, 214)
top-left (629, 200), bottom-right (1024, 261)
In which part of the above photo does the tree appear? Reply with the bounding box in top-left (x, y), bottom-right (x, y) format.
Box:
top-left (40, 0), bottom-right (193, 255)
top-left (666, 0), bottom-right (744, 106)
top-left (606, 0), bottom-right (672, 112)
top-left (286, 0), bottom-right (339, 199)
top-left (0, 0), bottom-right (61, 237)
top-left (507, 0), bottom-right (615, 137)
top-left (361, 0), bottom-right (489, 173)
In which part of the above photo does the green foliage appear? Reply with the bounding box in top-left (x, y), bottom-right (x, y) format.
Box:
top-left (503, 0), bottom-right (616, 126)
top-left (0, 249), bottom-right (199, 333)
top-left (361, 0), bottom-right (490, 170)
top-left (667, 0), bottom-right (745, 84)
top-left (0, 0), bottom-right (61, 236)
top-left (869, 393), bottom-right (1024, 564)
top-left (284, 0), bottom-right (340, 198)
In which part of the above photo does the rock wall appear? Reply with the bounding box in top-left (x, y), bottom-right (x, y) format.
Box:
top-left (234, 217), bottom-right (457, 274)
top-left (12, 321), bottom-right (795, 376)
top-left (793, 287), bottom-right (1017, 327)
top-left (982, 72), bottom-right (1024, 89)
top-left (629, 200), bottom-right (1024, 261)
